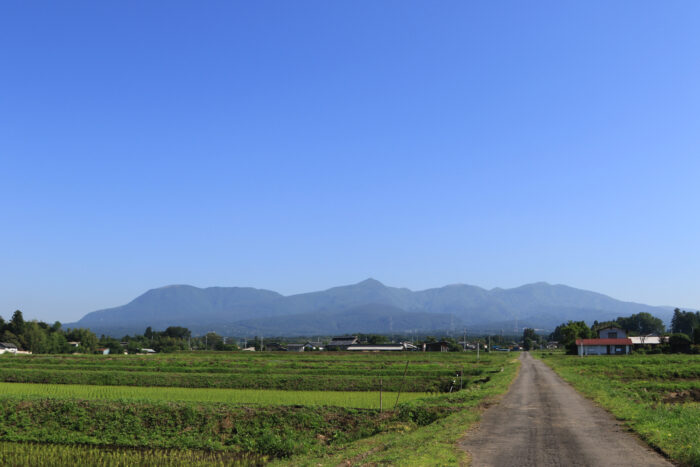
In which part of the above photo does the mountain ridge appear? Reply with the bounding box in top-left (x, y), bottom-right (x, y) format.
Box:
top-left (66, 279), bottom-right (677, 337)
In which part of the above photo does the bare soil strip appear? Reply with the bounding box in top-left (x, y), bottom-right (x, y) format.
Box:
top-left (460, 352), bottom-right (672, 467)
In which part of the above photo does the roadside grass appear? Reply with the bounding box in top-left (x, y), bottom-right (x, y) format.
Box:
top-left (535, 352), bottom-right (700, 466)
top-left (276, 355), bottom-right (520, 466)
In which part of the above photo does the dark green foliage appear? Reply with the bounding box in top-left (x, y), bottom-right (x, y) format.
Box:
top-left (522, 328), bottom-right (538, 350)
top-left (0, 312), bottom-right (87, 354)
top-left (616, 312), bottom-right (665, 335)
top-left (671, 308), bottom-right (700, 335)
top-left (668, 333), bottom-right (692, 353)
top-left (550, 321), bottom-right (592, 354)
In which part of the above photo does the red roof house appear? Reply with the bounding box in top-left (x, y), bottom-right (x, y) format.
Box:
top-left (576, 327), bottom-right (632, 356)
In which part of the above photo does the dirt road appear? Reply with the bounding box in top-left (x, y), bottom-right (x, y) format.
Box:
top-left (460, 352), bottom-right (672, 466)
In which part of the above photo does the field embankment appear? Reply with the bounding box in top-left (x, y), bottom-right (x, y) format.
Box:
top-left (535, 352), bottom-right (700, 466)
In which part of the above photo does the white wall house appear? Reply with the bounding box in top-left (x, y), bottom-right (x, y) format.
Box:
top-left (576, 327), bottom-right (631, 356)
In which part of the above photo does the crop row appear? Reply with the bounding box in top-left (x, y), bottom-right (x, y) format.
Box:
top-left (0, 393), bottom-right (464, 459)
top-left (0, 441), bottom-right (260, 467)
top-left (0, 383), bottom-right (429, 408)
top-left (0, 362), bottom-right (480, 377)
top-left (0, 368), bottom-right (466, 392)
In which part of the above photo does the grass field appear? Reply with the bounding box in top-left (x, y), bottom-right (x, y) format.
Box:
top-left (536, 352), bottom-right (700, 466)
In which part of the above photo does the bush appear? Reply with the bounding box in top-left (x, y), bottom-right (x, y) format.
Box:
top-left (668, 333), bottom-right (692, 353)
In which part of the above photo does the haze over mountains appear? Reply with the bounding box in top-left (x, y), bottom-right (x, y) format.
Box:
top-left (66, 279), bottom-right (676, 337)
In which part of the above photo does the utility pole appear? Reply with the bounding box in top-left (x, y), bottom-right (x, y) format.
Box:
top-left (477, 340), bottom-right (480, 363)
top-left (463, 328), bottom-right (466, 351)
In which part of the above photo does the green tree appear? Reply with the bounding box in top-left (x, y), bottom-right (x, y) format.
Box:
top-left (668, 333), bottom-right (692, 353)
top-left (671, 309), bottom-right (700, 335)
top-left (522, 328), bottom-right (537, 350)
top-left (66, 328), bottom-right (98, 353)
top-left (551, 321), bottom-right (592, 355)
top-left (616, 312), bottom-right (665, 335)
top-left (9, 310), bottom-right (25, 336)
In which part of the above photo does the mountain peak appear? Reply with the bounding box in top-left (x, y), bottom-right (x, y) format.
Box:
top-left (356, 278), bottom-right (385, 287)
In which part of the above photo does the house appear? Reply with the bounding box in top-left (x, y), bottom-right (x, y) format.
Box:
top-left (67, 341), bottom-right (80, 348)
top-left (241, 346), bottom-right (256, 352)
top-left (303, 341), bottom-right (324, 351)
top-left (265, 342), bottom-right (286, 351)
top-left (576, 327), bottom-right (632, 356)
top-left (139, 348), bottom-right (156, 354)
top-left (347, 343), bottom-right (406, 352)
top-left (326, 336), bottom-right (359, 350)
top-left (423, 341), bottom-right (450, 352)
top-left (546, 341), bottom-right (559, 350)
top-left (0, 342), bottom-right (18, 354)
top-left (96, 347), bottom-right (110, 355)
top-left (286, 344), bottom-right (305, 352)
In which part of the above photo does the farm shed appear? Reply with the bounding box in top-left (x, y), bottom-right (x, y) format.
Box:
top-left (423, 341), bottom-right (450, 352)
top-left (629, 336), bottom-right (664, 347)
top-left (327, 336), bottom-right (359, 350)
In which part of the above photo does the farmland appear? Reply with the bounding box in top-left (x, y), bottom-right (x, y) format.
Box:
top-left (0, 351), bottom-right (519, 465)
top-left (536, 353), bottom-right (700, 466)
top-left (0, 352), bottom-right (489, 391)
top-left (0, 383), bottom-right (428, 408)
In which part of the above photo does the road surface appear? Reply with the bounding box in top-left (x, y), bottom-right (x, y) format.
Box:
top-left (460, 352), bottom-right (672, 466)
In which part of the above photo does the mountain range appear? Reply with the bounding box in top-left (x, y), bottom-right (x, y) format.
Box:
top-left (66, 279), bottom-right (677, 337)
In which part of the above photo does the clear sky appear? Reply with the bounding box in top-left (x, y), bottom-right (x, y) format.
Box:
top-left (2, 1), bottom-right (699, 323)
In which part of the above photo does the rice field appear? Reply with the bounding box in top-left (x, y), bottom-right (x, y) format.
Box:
top-left (0, 351), bottom-right (519, 464)
top-left (0, 382), bottom-right (429, 408)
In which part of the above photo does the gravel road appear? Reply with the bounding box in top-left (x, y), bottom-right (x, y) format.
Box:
top-left (460, 352), bottom-right (672, 466)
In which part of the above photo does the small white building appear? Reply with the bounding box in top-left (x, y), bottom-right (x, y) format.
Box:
top-left (0, 342), bottom-right (18, 354)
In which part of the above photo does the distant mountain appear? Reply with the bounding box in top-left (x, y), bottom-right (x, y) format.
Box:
top-left (66, 279), bottom-right (676, 337)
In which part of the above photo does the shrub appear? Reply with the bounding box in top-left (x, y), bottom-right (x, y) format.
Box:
top-left (668, 333), bottom-right (692, 353)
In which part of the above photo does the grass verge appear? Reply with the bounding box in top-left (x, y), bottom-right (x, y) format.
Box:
top-left (535, 352), bottom-right (699, 466)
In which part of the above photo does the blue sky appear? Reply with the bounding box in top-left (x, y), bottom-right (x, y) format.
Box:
top-left (2, 1), bottom-right (699, 323)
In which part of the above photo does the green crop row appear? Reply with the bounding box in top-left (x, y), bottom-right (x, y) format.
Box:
top-left (0, 383), bottom-right (429, 409)
top-left (0, 441), bottom-right (262, 467)
top-left (0, 367), bottom-right (463, 392)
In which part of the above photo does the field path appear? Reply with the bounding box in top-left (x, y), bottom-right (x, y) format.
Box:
top-left (459, 352), bottom-right (672, 466)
